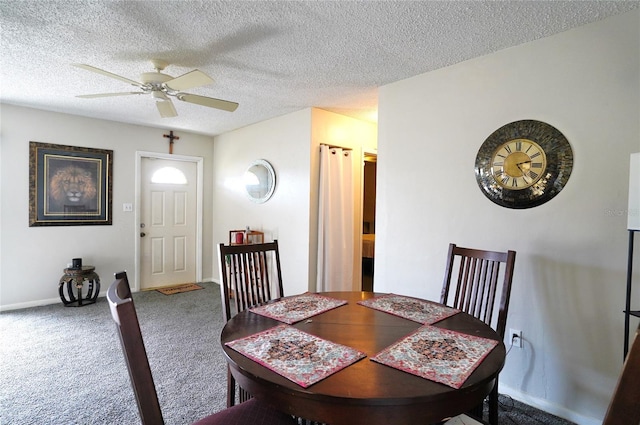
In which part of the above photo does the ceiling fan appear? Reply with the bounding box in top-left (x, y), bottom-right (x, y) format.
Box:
top-left (72, 59), bottom-right (239, 118)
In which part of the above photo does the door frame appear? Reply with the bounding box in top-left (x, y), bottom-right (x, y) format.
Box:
top-left (359, 147), bottom-right (377, 290)
top-left (134, 151), bottom-right (204, 291)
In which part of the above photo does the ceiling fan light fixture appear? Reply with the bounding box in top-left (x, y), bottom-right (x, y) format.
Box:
top-left (152, 90), bottom-right (169, 101)
top-left (155, 97), bottom-right (178, 118)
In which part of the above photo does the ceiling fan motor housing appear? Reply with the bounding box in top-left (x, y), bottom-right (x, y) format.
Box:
top-left (140, 72), bottom-right (172, 84)
top-left (140, 71), bottom-right (175, 95)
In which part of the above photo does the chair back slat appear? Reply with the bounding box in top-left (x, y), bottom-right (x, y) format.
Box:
top-left (441, 243), bottom-right (516, 339)
top-left (230, 250), bottom-right (271, 313)
top-left (107, 272), bottom-right (164, 425)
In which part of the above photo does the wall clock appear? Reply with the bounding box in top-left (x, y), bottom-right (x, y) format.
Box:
top-left (475, 120), bottom-right (573, 209)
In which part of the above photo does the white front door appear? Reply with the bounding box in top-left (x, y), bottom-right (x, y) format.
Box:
top-left (139, 157), bottom-right (198, 289)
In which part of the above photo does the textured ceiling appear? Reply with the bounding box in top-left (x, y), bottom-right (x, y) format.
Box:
top-left (1, 1), bottom-right (638, 136)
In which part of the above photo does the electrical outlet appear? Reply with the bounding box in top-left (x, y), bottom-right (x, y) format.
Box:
top-left (123, 203), bottom-right (133, 212)
top-left (510, 329), bottom-right (522, 348)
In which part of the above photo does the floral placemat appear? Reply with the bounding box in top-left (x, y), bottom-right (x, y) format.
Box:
top-left (358, 294), bottom-right (459, 324)
top-left (371, 325), bottom-right (498, 388)
top-left (250, 293), bottom-right (347, 324)
top-left (225, 324), bottom-right (366, 388)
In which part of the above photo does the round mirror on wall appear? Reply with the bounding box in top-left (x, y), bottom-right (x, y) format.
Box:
top-left (244, 159), bottom-right (276, 203)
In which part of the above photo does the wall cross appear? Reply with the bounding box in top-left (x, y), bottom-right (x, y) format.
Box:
top-left (163, 130), bottom-right (180, 154)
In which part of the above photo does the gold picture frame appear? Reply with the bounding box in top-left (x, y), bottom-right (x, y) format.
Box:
top-left (29, 142), bottom-right (113, 226)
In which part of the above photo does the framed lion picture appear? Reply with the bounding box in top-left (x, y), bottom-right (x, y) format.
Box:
top-left (29, 142), bottom-right (113, 226)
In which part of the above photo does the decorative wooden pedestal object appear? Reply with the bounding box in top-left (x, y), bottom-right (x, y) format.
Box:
top-left (59, 266), bottom-right (100, 307)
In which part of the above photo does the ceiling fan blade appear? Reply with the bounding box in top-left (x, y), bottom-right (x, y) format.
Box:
top-left (156, 98), bottom-right (178, 118)
top-left (176, 93), bottom-right (239, 112)
top-left (164, 70), bottom-right (214, 91)
top-left (72, 63), bottom-right (145, 88)
top-left (76, 92), bottom-right (146, 98)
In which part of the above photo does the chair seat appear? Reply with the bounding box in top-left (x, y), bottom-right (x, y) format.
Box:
top-left (193, 398), bottom-right (295, 425)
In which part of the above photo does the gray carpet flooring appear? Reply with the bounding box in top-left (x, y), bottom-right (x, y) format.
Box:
top-left (0, 283), bottom-right (574, 424)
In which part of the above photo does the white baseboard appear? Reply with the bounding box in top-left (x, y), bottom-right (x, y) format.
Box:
top-left (0, 296), bottom-right (67, 312)
top-left (1, 281), bottom-right (221, 312)
top-left (500, 384), bottom-right (601, 425)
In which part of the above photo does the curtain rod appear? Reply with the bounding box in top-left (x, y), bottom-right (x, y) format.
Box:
top-left (320, 144), bottom-right (352, 151)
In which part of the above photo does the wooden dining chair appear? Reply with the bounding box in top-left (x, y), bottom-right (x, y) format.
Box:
top-left (218, 241), bottom-right (285, 407)
top-left (602, 322), bottom-right (640, 425)
top-left (440, 243), bottom-right (516, 425)
top-left (107, 271), bottom-right (296, 425)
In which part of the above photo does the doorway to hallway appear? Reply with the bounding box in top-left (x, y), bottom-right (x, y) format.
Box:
top-left (362, 151), bottom-right (376, 292)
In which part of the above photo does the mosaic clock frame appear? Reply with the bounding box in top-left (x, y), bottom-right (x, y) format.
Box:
top-left (475, 120), bottom-right (573, 209)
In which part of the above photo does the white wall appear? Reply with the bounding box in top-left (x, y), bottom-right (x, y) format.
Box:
top-left (0, 103), bottom-right (377, 307)
top-left (211, 108), bottom-right (377, 296)
top-left (375, 10), bottom-right (639, 424)
top-left (212, 109), bottom-right (313, 296)
top-left (0, 105), bottom-right (216, 309)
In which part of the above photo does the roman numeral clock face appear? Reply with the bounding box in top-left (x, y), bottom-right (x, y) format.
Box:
top-left (475, 120), bottom-right (573, 209)
top-left (492, 139), bottom-right (546, 189)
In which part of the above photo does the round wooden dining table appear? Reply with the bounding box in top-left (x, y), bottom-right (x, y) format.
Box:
top-left (220, 291), bottom-right (506, 425)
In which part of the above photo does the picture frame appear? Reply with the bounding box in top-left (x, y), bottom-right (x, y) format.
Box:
top-left (29, 142), bottom-right (113, 226)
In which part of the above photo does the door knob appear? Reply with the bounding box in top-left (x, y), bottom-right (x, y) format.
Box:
top-left (140, 232), bottom-right (146, 237)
